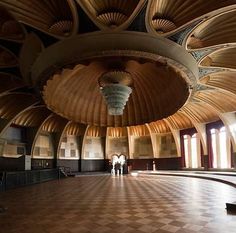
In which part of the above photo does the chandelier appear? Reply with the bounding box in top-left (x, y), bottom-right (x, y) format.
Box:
top-left (99, 71), bottom-right (133, 115)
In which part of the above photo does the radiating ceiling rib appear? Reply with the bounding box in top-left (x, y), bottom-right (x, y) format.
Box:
top-left (195, 90), bottom-right (236, 113)
top-left (125, 61), bottom-right (146, 124)
top-left (86, 125), bottom-right (106, 137)
top-left (148, 120), bottom-right (170, 134)
top-left (41, 114), bottom-right (68, 133)
top-left (64, 122), bottom-right (86, 136)
top-left (200, 71), bottom-right (236, 95)
top-left (0, 94), bottom-right (39, 138)
top-left (200, 46), bottom-right (236, 70)
top-left (0, 93), bottom-right (38, 120)
top-left (133, 73), bottom-right (153, 123)
top-left (166, 112), bottom-right (194, 130)
top-left (163, 118), bottom-right (181, 157)
top-left (181, 102), bottom-right (219, 123)
top-left (12, 106), bottom-right (51, 127)
top-left (138, 67), bottom-right (160, 120)
top-left (128, 124), bottom-right (150, 136)
top-left (186, 10), bottom-right (236, 49)
top-left (82, 64), bottom-right (105, 126)
top-left (1, 0), bottom-right (236, 152)
top-left (107, 127), bottom-right (128, 137)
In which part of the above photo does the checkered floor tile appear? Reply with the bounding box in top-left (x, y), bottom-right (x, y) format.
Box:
top-left (0, 175), bottom-right (236, 233)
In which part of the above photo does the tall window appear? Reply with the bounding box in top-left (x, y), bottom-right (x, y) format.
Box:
top-left (183, 134), bottom-right (201, 168)
top-left (191, 134), bottom-right (199, 168)
top-left (184, 135), bottom-right (190, 168)
top-left (211, 129), bottom-right (218, 168)
top-left (210, 127), bottom-right (230, 168)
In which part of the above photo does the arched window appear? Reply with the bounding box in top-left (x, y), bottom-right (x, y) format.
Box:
top-left (183, 134), bottom-right (201, 168)
top-left (210, 127), bottom-right (230, 168)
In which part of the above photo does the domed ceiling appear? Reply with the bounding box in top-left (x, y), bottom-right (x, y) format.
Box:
top-left (0, 0), bottom-right (236, 140)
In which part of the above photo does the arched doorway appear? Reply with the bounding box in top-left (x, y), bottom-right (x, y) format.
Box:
top-left (111, 154), bottom-right (127, 175)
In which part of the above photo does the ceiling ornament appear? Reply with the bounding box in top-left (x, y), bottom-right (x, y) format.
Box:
top-left (98, 71), bottom-right (133, 115)
top-left (31, 32), bottom-right (197, 127)
top-left (76, 0), bottom-right (146, 30)
top-left (0, 1), bottom-right (235, 133)
top-left (151, 18), bottom-right (176, 33)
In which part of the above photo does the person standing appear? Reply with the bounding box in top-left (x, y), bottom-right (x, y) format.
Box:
top-left (153, 160), bottom-right (156, 171)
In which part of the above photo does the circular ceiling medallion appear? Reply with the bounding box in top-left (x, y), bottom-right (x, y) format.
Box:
top-left (32, 32), bottom-right (198, 127)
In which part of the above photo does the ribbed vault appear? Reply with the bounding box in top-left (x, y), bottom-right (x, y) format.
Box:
top-left (146, 0), bottom-right (236, 35)
top-left (43, 59), bottom-right (190, 127)
top-left (200, 47), bottom-right (236, 69)
top-left (186, 10), bottom-right (236, 49)
top-left (200, 71), bottom-right (236, 95)
top-left (0, 1), bottom-right (235, 159)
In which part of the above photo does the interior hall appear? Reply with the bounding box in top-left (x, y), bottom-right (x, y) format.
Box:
top-left (1, 1), bottom-right (236, 233)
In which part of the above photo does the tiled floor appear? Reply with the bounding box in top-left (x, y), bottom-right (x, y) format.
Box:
top-left (0, 175), bottom-right (236, 233)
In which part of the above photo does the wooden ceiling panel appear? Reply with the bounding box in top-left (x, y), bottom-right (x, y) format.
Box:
top-left (200, 47), bottom-right (236, 69)
top-left (0, 1), bottom-right (235, 138)
top-left (195, 90), bottom-right (236, 113)
top-left (128, 124), bottom-right (150, 136)
top-left (147, 120), bottom-right (170, 134)
top-left (0, 93), bottom-right (38, 119)
top-left (13, 106), bottom-right (51, 127)
top-left (76, 0), bottom-right (146, 30)
top-left (107, 127), bottom-right (128, 137)
top-left (43, 60), bottom-right (189, 127)
top-left (41, 115), bottom-right (68, 133)
top-left (147, 0), bottom-right (236, 35)
top-left (64, 122), bottom-right (86, 136)
top-left (187, 10), bottom-right (236, 49)
top-left (0, 0), bottom-right (78, 38)
top-left (201, 71), bottom-right (236, 95)
top-left (166, 112), bottom-right (194, 130)
top-left (86, 125), bottom-right (106, 137)
top-left (181, 102), bottom-right (219, 123)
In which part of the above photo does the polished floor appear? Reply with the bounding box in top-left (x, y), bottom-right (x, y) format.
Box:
top-left (0, 175), bottom-right (236, 233)
top-left (136, 170), bottom-right (236, 187)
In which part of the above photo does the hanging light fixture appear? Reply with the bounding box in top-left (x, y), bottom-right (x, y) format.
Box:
top-left (99, 71), bottom-right (133, 115)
